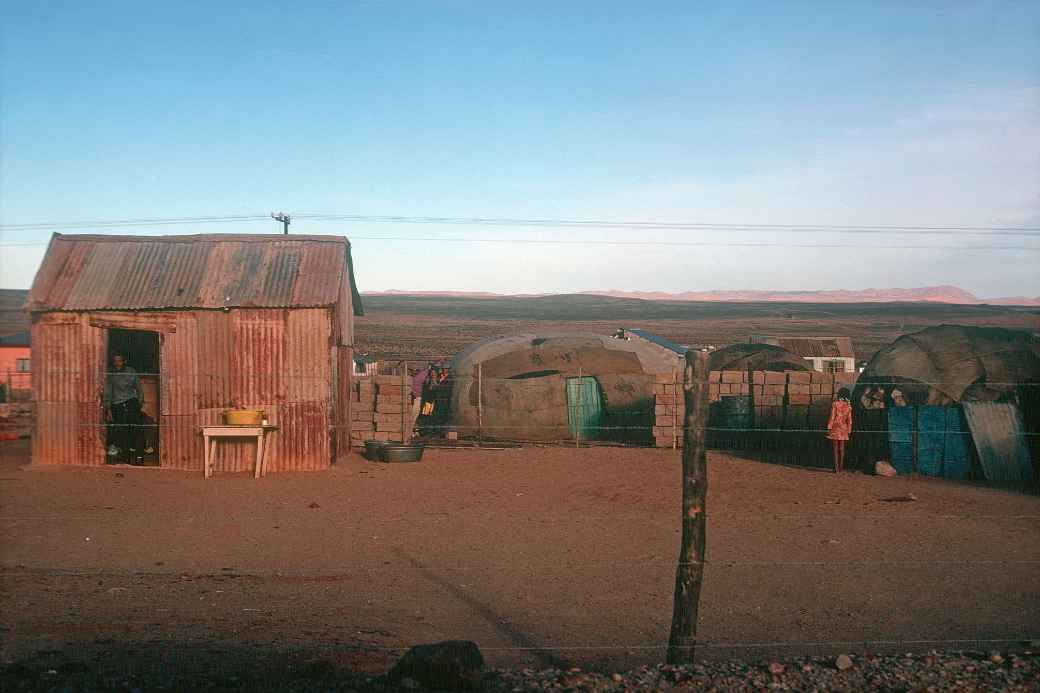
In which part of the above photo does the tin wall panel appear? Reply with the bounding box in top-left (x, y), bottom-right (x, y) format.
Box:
top-left (335, 346), bottom-right (354, 461)
top-left (33, 403), bottom-right (79, 465)
top-left (222, 309), bottom-right (286, 471)
top-left (277, 309), bottom-right (332, 471)
top-left (268, 402), bottom-right (329, 472)
top-left (160, 313), bottom-right (202, 470)
top-left (232, 309), bottom-right (285, 407)
top-left (285, 309), bottom-right (330, 403)
top-left (195, 311), bottom-right (234, 409)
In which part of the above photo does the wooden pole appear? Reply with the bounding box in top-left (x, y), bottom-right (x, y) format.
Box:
top-left (672, 370), bottom-right (678, 450)
top-left (477, 362), bottom-right (483, 448)
top-left (401, 363), bottom-right (407, 443)
top-left (666, 349), bottom-right (710, 665)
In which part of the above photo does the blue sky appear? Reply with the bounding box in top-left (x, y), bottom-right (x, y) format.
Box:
top-left (2, 1), bottom-right (1038, 296)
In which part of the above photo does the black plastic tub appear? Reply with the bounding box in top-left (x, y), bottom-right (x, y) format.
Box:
top-left (379, 443), bottom-right (424, 463)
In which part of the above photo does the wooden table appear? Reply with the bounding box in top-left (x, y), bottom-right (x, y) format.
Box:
top-left (201, 425), bottom-right (278, 479)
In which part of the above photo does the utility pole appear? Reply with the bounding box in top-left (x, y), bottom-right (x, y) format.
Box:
top-left (271, 212), bottom-right (291, 235)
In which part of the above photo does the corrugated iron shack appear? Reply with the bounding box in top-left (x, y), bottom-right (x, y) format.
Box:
top-left (25, 233), bottom-right (364, 472)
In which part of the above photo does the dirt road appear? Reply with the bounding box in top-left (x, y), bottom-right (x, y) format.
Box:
top-left (1, 439), bottom-right (1038, 674)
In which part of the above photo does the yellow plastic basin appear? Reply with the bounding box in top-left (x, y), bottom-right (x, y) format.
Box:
top-left (224, 409), bottom-right (264, 426)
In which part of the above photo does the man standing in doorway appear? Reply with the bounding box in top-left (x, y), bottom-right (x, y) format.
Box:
top-left (104, 353), bottom-right (144, 464)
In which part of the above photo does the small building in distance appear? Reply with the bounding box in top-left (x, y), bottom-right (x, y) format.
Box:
top-left (0, 330), bottom-right (31, 401)
top-left (26, 233), bottom-right (363, 472)
top-left (749, 335), bottom-right (856, 373)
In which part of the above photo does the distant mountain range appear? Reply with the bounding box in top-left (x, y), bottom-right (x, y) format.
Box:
top-left (364, 286), bottom-right (1040, 306)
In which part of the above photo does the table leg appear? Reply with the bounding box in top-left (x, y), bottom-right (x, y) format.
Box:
top-left (204, 435), bottom-right (211, 478)
top-left (254, 434), bottom-right (264, 479)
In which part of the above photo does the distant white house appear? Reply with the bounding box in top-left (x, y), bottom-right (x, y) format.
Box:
top-left (749, 335), bottom-right (856, 373)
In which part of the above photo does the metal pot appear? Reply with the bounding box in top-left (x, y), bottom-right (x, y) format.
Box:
top-left (363, 440), bottom-right (387, 461)
top-left (379, 443), bottom-right (424, 463)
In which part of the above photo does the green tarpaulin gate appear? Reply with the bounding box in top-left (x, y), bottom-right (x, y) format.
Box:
top-left (566, 376), bottom-right (604, 441)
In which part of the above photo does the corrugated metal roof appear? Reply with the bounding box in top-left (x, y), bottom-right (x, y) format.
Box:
top-left (625, 328), bottom-right (688, 355)
top-left (26, 233), bottom-right (364, 315)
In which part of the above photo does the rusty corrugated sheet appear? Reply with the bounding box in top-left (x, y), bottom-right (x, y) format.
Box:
top-left (31, 301), bottom-right (342, 472)
top-left (26, 234), bottom-right (353, 312)
top-left (159, 313), bottom-right (201, 470)
top-left (276, 309), bottom-right (332, 471)
top-left (31, 315), bottom-right (106, 466)
top-left (962, 401), bottom-right (1035, 482)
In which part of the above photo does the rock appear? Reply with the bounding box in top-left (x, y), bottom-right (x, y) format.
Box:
top-left (835, 654), bottom-right (854, 671)
top-left (875, 460), bottom-right (898, 477)
top-left (768, 662), bottom-right (785, 675)
top-left (386, 641), bottom-right (485, 690)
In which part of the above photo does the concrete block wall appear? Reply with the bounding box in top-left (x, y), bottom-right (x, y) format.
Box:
top-left (350, 374), bottom-right (410, 446)
top-left (652, 369), bottom-right (858, 447)
top-left (651, 372), bottom-right (684, 448)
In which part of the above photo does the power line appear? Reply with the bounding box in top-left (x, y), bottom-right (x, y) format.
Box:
top-left (2, 212), bottom-right (1040, 235)
top-left (294, 213), bottom-right (1040, 236)
top-left (0, 236), bottom-right (1036, 251)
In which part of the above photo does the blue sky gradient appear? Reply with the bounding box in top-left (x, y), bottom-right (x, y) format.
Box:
top-left (2, 2), bottom-right (1038, 296)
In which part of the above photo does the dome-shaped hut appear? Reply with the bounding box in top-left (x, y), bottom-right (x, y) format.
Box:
top-left (856, 325), bottom-right (1040, 406)
top-left (709, 342), bottom-right (812, 373)
top-left (449, 333), bottom-right (682, 443)
top-left (854, 325), bottom-right (1040, 481)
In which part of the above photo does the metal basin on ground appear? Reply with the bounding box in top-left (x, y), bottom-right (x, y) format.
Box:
top-left (379, 443), bottom-right (424, 463)
top-left (363, 440), bottom-right (389, 461)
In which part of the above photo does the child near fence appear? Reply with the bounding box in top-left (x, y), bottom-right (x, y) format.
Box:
top-left (827, 387), bottom-right (853, 473)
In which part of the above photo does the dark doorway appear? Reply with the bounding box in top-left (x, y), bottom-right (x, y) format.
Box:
top-left (106, 329), bottom-right (161, 465)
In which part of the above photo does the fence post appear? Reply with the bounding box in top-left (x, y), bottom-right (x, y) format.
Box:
top-left (672, 369), bottom-right (678, 450)
top-left (400, 362), bottom-right (408, 443)
top-left (667, 349), bottom-right (710, 664)
top-left (477, 361), bottom-right (483, 448)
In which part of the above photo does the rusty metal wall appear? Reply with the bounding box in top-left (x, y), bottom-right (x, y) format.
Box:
top-left (333, 346), bottom-right (354, 462)
top-left (272, 308), bottom-right (332, 471)
top-left (157, 312), bottom-right (201, 470)
top-left (32, 307), bottom-right (339, 473)
top-left (32, 314), bottom-right (105, 466)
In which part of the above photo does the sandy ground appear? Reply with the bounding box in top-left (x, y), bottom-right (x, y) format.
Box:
top-left (1, 438), bottom-right (1038, 675)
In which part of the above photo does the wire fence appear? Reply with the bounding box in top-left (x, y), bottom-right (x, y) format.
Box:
top-left (6, 357), bottom-right (1040, 665)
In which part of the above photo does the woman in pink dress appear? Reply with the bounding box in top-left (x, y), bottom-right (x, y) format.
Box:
top-left (827, 387), bottom-right (853, 473)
